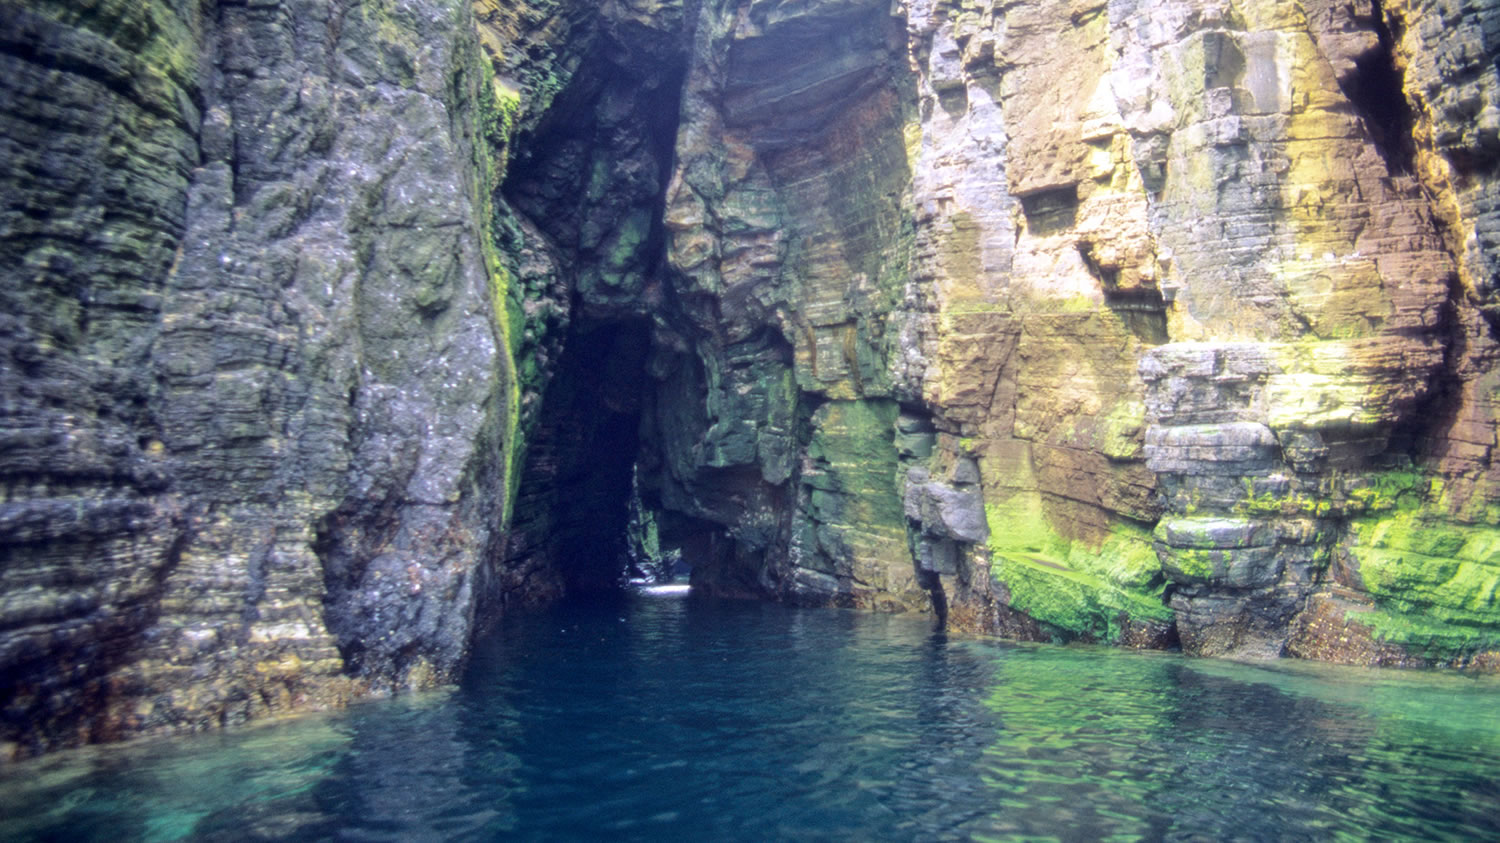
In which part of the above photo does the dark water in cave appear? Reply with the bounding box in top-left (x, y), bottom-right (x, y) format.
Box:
top-left (4, 589), bottom-right (1500, 842)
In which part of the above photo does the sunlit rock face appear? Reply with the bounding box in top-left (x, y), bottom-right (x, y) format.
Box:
top-left (2, 0), bottom-right (1498, 757)
top-left (892, 0), bottom-right (1500, 664)
top-left (654, 0), bottom-right (1500, 662)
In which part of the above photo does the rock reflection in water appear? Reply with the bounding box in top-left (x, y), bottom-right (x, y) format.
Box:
top-left (291, 692), bottom-right (520, 841)
top-left (0, 593), bottom-right (1497, 841)
top-left (970, 646), bottom-right (1500, 840)
top-left (0, 714), bottom-right (351, 840)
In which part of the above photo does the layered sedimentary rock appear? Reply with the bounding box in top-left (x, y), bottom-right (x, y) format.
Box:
top-left (2, 0), bottom-right (1498, 758)
top-left (647, 0), bottom-right (935, 609)
top-left (639, 0), bottom-right (1499, 667)
top-left (920, 0), bottom-right (1494, 665)
top-left (0, 0), bottom-right (540, 757)
top-left (640, 0), bottom-right (1500, 664)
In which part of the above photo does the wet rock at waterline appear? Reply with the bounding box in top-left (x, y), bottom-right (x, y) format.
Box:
top-left (2, 0), bottom-right (1499, 757)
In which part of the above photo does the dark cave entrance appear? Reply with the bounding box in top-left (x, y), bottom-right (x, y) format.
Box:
top-left (506, 318), bottom-right (653, 594)
top-left (492, 9), bottom-right (696, 600)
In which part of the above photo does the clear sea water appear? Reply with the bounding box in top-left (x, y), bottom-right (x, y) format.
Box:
top-left (3, 587), bottom-right (1499, 841)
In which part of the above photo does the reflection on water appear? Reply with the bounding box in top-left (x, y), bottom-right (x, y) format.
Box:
top-left (973, 646), bottom-right (1500, 840)
top-left (0, 711), bottom-right (354, 840)
top-left (631, 582), bottom-right (692, 597)
top-left (2, 592), bottom-right (1498, 841)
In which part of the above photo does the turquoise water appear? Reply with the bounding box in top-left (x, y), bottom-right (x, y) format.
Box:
top-left (3, 589), bottom-right (1499, 841)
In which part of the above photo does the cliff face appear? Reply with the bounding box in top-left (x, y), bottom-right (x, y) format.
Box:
top-left (0, 0), bottom-right (1497, 757)
top-left (1, 0), bottom-right (532, 755)
top-left (895, 0), bottom-right (1500, 664)
top-left (645, 0), bottom-right (1500, 664)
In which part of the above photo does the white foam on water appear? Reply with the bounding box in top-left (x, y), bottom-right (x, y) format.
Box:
top-left (636, 583), bottom-right (691, 597)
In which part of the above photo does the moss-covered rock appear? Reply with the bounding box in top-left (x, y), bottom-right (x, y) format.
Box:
top-left (787, 399), bottom-right (921, 606)
top-left (1343, 510), bottom-right (1500, 659)
top-left (985, 500), bottom-right (1172, 643)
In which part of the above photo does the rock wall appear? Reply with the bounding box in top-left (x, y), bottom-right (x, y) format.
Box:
top-left (0, 0), bottom-right (549, 758)
top-left (638, 0), bottom-right (1500, 666)
top-left (1, 0), bottom-right (1497, 757)
top-left (894, 0), bottom-right (1500, 664)
top-left (647, 0), bottom-right (935, 609)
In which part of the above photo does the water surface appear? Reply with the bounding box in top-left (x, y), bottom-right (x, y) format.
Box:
top-left (3, 590), bottom-right (1498, 841)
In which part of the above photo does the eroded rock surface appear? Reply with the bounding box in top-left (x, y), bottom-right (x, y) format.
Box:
top-left (889, 0), bottom-right (1497, 664)
top-left (2, 0), bottom-right (1499, 758)
top-left (638, 0), bottom-right (1500, 665)
top-left (1, 0), bottom-right (537, 757)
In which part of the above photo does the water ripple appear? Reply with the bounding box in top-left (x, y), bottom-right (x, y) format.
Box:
top-left (2, 594), bottom-right (1498, 841)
